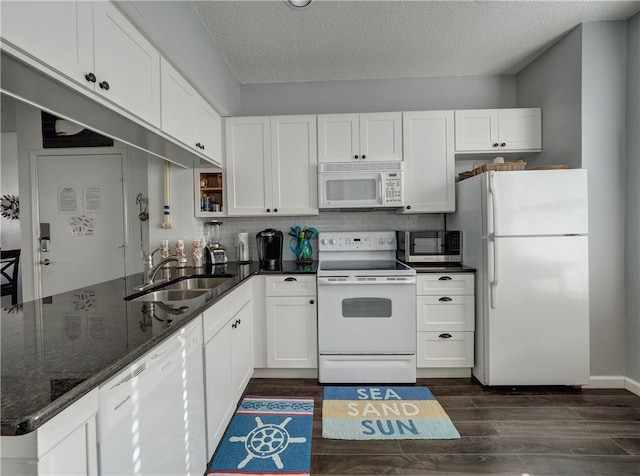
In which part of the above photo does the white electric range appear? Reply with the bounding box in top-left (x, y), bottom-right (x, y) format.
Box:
top-left (316, 231), bottom-right (417, 383)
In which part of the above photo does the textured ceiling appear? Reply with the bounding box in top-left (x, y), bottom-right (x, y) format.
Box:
top-left (191, 0), bottom-right (640, 84)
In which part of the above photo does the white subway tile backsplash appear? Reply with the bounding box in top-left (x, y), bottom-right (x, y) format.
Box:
top-left (194, 211), bottom-right (443, 262)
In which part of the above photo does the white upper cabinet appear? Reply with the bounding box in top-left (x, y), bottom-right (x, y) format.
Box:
top-left (1, 1), bottom-right (94, 83)
top-left (454, 108), bottom-right (541, 153)
top-left (402, 111), bottom-right (455, 213)
top-left (270, 116), bottom-right (318, 215)
top-left (2, 1), bottom-right (161, 128)
top-left (161, 58), bottom-right (221, 165)
top-left (225, 115), bottom-right (318, 216)
top-left (92, 2), bottom-right (160, 127)
top-left (317, 112), bottom-right (402, 162)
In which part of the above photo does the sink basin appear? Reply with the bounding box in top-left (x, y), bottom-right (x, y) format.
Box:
top-left (161, 277), bottom-right (232, 291)
top-left (128, 289), bottom-right (209, 302)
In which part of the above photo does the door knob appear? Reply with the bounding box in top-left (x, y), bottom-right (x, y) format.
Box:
top-left (40, 259), bottom-right (51, 266)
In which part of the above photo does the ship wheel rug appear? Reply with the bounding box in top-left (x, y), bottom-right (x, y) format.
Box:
top-left (322, 386), bottom-right (460, 440)
top-left (208, 396), bottom-right (314, 476)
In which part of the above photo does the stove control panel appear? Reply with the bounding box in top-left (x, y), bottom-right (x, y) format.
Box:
top-left (319, 231), bottom-right (396, 251)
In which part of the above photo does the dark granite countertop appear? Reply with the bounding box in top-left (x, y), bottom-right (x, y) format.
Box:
top-left (408, 264), bottom-right (476, 273)
top-left (0, 260), bottom-right (316, 436)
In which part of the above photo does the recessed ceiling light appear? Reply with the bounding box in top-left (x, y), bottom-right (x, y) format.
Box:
top-left (286, 0), bottom-right (312, 9)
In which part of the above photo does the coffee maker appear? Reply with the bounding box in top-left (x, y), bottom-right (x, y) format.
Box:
top-left (256, 229), bottom-right (283, 269)
top-left (204, 220), bottom-right (228, 265)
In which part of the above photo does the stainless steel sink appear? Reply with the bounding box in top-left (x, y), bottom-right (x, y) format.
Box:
top-left (161, 277), bottom-right (232, 291)
top-left (128, 289), bottom-right (209, 302)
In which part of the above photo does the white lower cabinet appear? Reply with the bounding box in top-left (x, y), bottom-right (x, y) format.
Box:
top-left (0, 390), bottom-right (98, 476)
top-left (265, 275), bottom-right (317, 368)
top-left (202, 281), bottom-right (253, 456)
top-left (416, 273), bottom-right (475, 368)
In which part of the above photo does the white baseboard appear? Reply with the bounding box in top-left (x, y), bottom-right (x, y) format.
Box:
top-left (416, 368), bottom-right (471, 378)
top-left (252, 368), bottom-right (318, 379)
top-left (585, 375), bottom-right (626, 388)
top-left (625, 376), bottom-right (640, 397)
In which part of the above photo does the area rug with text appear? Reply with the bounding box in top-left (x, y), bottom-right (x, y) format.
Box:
top-left (322, 386), bottom-right (460, 440)
top-left (208, 396), bottom-right (314, 476)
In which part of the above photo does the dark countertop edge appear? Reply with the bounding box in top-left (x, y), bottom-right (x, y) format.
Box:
top-left (2, 261), bottom-right (315, 436)
top-left (410, 264), bottom-right (476, 273)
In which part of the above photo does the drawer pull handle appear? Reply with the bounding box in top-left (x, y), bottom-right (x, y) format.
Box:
top-left (284, 277), bottom-right (297, 282)
top-left (438, 276), bottom-right (452, 281)
top-left (439, 333), bottom-right (452, 339)
top-left (439, 297), bottom-right (452, 302)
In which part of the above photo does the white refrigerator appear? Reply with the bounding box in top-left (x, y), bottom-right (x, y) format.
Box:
top-left (448, 169), bottom-right (590, 386)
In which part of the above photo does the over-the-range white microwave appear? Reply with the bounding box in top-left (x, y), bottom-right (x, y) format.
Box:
top-left (318, 161), bottom-right (404, 209)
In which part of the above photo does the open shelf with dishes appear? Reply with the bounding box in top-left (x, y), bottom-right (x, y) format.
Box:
top-left (194, 168), bottom-right (224, 217)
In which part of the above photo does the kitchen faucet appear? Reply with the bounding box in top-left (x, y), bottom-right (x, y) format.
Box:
top-left (134, 249), bottom-right (187, 291)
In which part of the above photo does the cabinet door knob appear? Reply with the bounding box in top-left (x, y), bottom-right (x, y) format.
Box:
top-left (492, 143), bottom-right (499, 148)
top-left (406, 205), bottom-right (411, 210)
top-left (361, 154), bottom-right (366, 159)
top-left (500, 142), bottom-right (506, 147)
top-left (273, 208), bottom-right (278, 213)
top-left (438, 276), bottom-right (452, 281)
top-left (310, 299), bottom-right (315, 304)
top-left (232, 322), bottom-right (237, 329)
top-left (439, 333), bottom-right (452, 339)
top-left (196, 142), bottom-right (201, 148)
top-left (237, 319), bottom-right (241, 325)
top-left (354, 155), bottom-right (359, 159)
top-left (85, 72), bottom-right (96, 83)
top-left (201, 144), bottom-right (205, 150)
top-left (284, 277), bottom-right (297, 282)
top-left (266, 208), bottom-right (271, 212)
top-left (439, 296), bottom-right (453, 302)
top-left (99, 81), bottom-right (110, 91)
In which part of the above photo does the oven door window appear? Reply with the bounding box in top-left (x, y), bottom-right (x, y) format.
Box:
top-left (326, 177), bottom-right (378, 201)
top-left (342, 297), bottom-right (392, 318)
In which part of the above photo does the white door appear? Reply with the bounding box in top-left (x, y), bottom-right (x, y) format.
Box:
top-left (1, 1), bottom-right (94, 88)
top-left (266, 295), bottom-right (317, 368)
top-left (485, 235), bottom-right (590, 385)
top-left (225, 116), bottom-right (271, 215)
top-left (402, 110), bottom-right (455, 213)
top-left (270, 115), bottom-right (318, 215)
top-left (359, 112), bottom-right (403, 161)
top-left (485, 169), bottom-right (588, 237)
top-left (454, 109), bottom-right (499, 151)
top-left (35, 150), bottom-right (127, 298)
top-left (317, 114), bottom-right (359, 162)
top-left (194, 96), bottom-right (222, 165)
top-left (92, 1), bottom-right (161, 127)
top-left (497, 108), bottom-right (542, 151)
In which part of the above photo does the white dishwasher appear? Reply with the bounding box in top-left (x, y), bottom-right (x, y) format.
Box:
top-left (97, 318), bottom-right (206, 476)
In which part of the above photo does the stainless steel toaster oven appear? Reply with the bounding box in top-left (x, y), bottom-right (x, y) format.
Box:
top-left (396, 230), bottom-right (462, 263)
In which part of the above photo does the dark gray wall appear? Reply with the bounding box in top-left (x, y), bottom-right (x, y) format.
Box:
top-left (240, 75), bottom-right (516, 115)
top-left (121, 1), bottom-right (241, 116)
top-left (516, 26), bottom-right (582, 168)
top-left (626, 12), bottom-right (640, 386)
top-left (516, 21), bottom-right (630, 383)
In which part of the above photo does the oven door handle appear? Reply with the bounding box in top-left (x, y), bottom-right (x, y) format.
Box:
top-left (317, 277), bottom-right (416, 285)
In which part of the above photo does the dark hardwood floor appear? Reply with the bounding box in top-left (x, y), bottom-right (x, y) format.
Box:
top-left (238, 377), bottom-right (640, 476)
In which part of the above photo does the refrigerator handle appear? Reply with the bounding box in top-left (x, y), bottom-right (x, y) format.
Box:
top-left (488, 172), bottom-right (498, 236)
top-left (489, 237), bottom-right (499, 308)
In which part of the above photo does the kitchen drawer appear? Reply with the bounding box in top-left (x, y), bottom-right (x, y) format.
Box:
top-left (417, 273), bottom-right (474, 295)
top-left (417, 295), bottom-right (475, 332)
top-left (265, 275), bottom-right (316, 297)
top-left (417, 331), bottom-right (474, 368)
